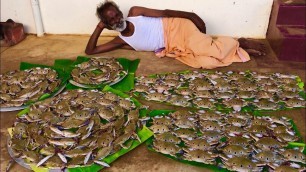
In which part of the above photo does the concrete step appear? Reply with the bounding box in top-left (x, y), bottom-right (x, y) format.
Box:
top-left (268, 25), bottom-right (305, 62)
top-left (277, 0), bottom-right (306, 26)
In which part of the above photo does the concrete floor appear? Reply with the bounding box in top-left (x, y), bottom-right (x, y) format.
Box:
top-left (0, 35), bottom-right (305, 172)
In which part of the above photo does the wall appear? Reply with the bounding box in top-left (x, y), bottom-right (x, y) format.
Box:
top-left (0, 0), bottom-right (273, 38)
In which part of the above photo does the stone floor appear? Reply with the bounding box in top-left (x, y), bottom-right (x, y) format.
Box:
top-left (0, 35), bottom-right (305, 172)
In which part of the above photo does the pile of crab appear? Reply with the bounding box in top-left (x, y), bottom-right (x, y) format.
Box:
top-left (8, 89), bottom-right (141, 169)
top-left (133, 70), bottom-right (305, 111)
top-left (148, 110), bottom-right (305, 172)
top-left (70, 57), bottom-right (127, 86)
top-left (0, 67), bottom-right (61, 108)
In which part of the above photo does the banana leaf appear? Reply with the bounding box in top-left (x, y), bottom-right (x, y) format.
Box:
top-left (145, 109), bottom-right (306, 171)
top-left (7, 126), bottom-right (153, 172)
top-left (67, 126), bottom-right (153, 172)
top-left (134, 69), bottom-right (306, 111)
top-left (14, 62), bottom-right (69, 106)
top-left (54, 56), bottom-right (139, 92)
top-left (13, 86), bottom-right (153, 172)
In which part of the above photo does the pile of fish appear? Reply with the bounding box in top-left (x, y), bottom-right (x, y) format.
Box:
top-left (70, 57), bottom-right (127, 85)
top-left (0, 67), bottom-right (61, 108)
top-left (149, 110), bottom-right (305, 171)
top-left (133, 71), bottom-right (305, 111)
top-left (8, 89), bottom-right (141, 169)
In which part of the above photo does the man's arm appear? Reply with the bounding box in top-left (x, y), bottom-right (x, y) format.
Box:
top-left (85, 21), bottom-right (126, 55)
top-left (128, 6), bottom-right (206, 33)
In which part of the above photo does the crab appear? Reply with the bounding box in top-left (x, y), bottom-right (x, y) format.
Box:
top-left (168, 95), bottom-right (192, 107)
top-left (154, 132), bottom-right (181, 144)
top-left (253, 137), bottom-right (285, 151)
top-left (118, 98), bottom-right (134, 110)
top-left (255, 91), bottom-right (275, 99)
top-left (39, 146), bottom-right (56, 156)
top-left (189, 81), bottom-right (213, 91)
top-left (229, 112), bottom-right (253, 121)
top-left (221, 145), bottom-right (252, 158)
top-left (199, 120), bottom-right (224, 132)
top-left (200, 131), bottom-right (224, 143)
top-left (285, 98), bottom-right (305, 108)
top-left (251, 116), bottom-right (270, 126)
top-left (238, 83), bottom-right (258, 92)
top-left (236, 91), bottom-right (256, 99)
top-left (12, 122), bottom-right (28, 138)
top-left (223, 125), bottom-right (246, 137)
top-left (253, 150), bottom-right (284, 168)
top-left (172, 128), bottom-right (197, 140)
top-left (273, 165), bottom-right (303, 172)
top-left (151, 84), bottom-right (172, 94)
top-left (137, 76), bottom-right (158, 85)
top-left (174, 88), bottom-right (194, 97)
top-left (163, 73), bottom-right (181, 80)
top-left (222, 136), bottom-right (252, 147)
top-left (263, 116), bottom-right (291, 126)
top-left (277, 91), bottom-right (299, 99)
top-left (162, 79), bottom-right (182, 87)
top-left (181, 71), bottom-right (202, 80)
top-left (253, 99), bottom-right (279, 110)
top-left (183, 149), bottom-right (218, 164)
top-left (282, 83), bottom-right (300, 92)
top-left (144, 93), bottom-right (169, 102)
top-left (170, 110), bottom-right (194, 120)
top-left (133, 84), bottom-right (150, 93)
top-left (113, 132), bottom-right (135, 149)
top-left (214, 91), bottom-right (235, 99)
top-left (93, 146), bottom-right (113, 167)
top-left (214, 82), bottom-right (234, 92)
top-left (221, 156), bottom-right (260, 172)
top-left (282, 149), bottom-right (305, 164)
top-left (226, 117), bottom-right (249, 127)
top-left (150, 124), bottom-right (170, 134)
top-left (246, 125), bottom-right (270, 138)
top-left (255, 78), bottom-right (275, 86)
top-left (275, 132), bottom-right (299, 143)
top-left (48, 138), bottom-right (76, 148)
top-left (174, 117), bottom-right (197, 129)
top-left (97, 108), bottom-right (115, 121)
top-left (222, 98), bottom-right (246, 111)
top-left (226, 72), bottom-right (246, 81)
top-left (193, 98), bottom-right (215, 109)
top-left (103, 92), bottom-right (119, 101)
top-left (152, 116), bottom-right (173, 127)
top-left (197, 110), bottom-right (224, 122)
top-left (153, 140), bottom-right (182, 156)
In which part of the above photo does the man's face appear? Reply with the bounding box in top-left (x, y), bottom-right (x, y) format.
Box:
top-left (103, 6), bottom-right (126, 32)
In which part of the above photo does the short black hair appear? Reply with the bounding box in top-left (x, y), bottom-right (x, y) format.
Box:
top-left (96, 0), bottom-right (120, 21)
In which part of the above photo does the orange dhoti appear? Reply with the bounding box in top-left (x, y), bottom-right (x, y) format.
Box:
top-left (157, 18), bottom-right (250, 69)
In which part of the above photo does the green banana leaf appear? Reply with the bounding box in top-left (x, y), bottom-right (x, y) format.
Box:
top-left (15, 86), bottom-right (153, 172)
top-left (145, 109), bottom-right (306, 171)
top-left (54, 56), bottom-right (139, 92)
top-left (17, 62), bottom-right (69, 105)
top-left (67, 126), bottom-right (153, 172)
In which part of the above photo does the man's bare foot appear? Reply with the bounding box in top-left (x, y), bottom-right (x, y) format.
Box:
top-left (238, 38), bottom-right (266, 57)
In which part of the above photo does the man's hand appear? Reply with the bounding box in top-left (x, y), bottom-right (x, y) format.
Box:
top-left (97, 21), bottom-right (105, 29)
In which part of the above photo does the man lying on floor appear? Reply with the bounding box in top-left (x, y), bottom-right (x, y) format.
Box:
top-left (85, 0), bottom-right (266, 69)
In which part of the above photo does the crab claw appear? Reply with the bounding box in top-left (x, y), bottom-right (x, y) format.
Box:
top-left (94, 160), bottom-right (110, 167)
top-left (37, 155), bottom-right (53, 167)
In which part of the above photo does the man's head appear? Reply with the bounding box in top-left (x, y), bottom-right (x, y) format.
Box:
top-left (96, 0), bottom-right (127, 32)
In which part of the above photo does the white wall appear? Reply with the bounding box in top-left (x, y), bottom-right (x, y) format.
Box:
top-left (1, 0), bottom-right (273, 38)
